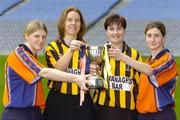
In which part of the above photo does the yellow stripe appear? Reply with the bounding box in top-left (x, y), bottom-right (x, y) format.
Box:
top-left (109, 58), bottom-right (115, 107)
top-left (99, 90), bottom-right (106, 105)
top-left (51, 42), bottom-right (60, 55)
top-left (130, 91), bottom-right (135, 110)
top-left (120, 91), bottom-right (126, 108)
top-left (129, 48), bottom-right (138, 109)
top-left (48, 81), bottom-right (53, 88)
top-left (61, 83), bottom-right (67, 94)
top-left (92, 91), bottom-right (98, 103)
top-left (72, 50), bottom-right (79, 95)
top-left (60, 44), bottom-right (68, 94)
top-left (45, 46), bottom-right (57, 66)
top-left (131, 48), bottom-right (137, 59)
top-left (109, 89), bottom-right (115, 107)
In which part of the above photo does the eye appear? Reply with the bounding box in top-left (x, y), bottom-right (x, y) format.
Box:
top-left (154, 34), bottom-right (160, 38)
top-left (67, 18), bottom-right (72, 22)
top-left (42, 35), bottom-right (47, 39)
top-left (146, 34), bottom-right (152, 38)
top-left (75, 18), bottom-right (80, 23)
top-left (117, 27), bottom-right (123, 30)
top-left (107, 27), bottom-right (114, 31)
top-left (34, 34), bottom-right (40, 38)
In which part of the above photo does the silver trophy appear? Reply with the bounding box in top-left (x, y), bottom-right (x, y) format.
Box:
top-left (87, 46), bottom-right (105, 89)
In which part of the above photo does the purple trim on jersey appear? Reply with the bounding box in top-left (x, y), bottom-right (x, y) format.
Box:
top-left (6, 66), bottom-right (38, 108)
top-left (154, 77), bottom-right (177, 111)
top-left (153, 56), bottom-right (175, 76)
top-left (15, 47), bottom-right (42, 77)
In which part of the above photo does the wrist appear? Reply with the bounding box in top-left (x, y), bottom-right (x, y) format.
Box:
top-left (121, 54), bottom-right (126, 62)
top-left (73, 75), bottom-right (79, 83)
top-left (68, 48), bottom-right (74, 53)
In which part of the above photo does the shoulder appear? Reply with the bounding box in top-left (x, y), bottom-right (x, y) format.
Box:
top-left (152, 50), bottom-right (174, 68)
top-left (45, 39), bottom-right (59, 50)
top-left (124, 41), bottom-right (141, 54)
top-left (48, 39), bottom-right (59, 46)
top-left (127, 46), bottom-right (142, 60)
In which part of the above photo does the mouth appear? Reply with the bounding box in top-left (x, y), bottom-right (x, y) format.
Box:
top-left (148, 43), bottom-right (156, 46)
top-left (37, 43), bottom-right (44, 47)
top-left (70, 26), bottom-right (77, 30)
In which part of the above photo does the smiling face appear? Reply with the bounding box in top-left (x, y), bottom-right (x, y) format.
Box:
top-left (57, 7), bottom-right (86, 40)
top-left (144, 21), bottom-right (166, 55)
top-left (25, 29), bottom-right (47, 54)
top-left (64, 11), bottom-right (81, 37)
top-left (106, 23), bottom-right (125, 46)
top-left (145, 28), bottom-right (165, 52)
top-left (24, 21), bottom-right (48, 55)
top-left (104, 14), bottom-right (126, 48)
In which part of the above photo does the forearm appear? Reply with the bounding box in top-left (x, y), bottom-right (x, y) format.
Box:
top-left (122, 54), bottom-right (153, 75)
top-left (39, 68), bottom-right (77, 82)
top-left (54, 49), bottom-right (73, 71)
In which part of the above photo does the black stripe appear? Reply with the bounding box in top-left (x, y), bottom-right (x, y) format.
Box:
top-left (48, 44), bottom-right (59, 61)
top-left (47, 80), bottom-right (53, 87)
top-left (45, 51), bottom-right (54, 68)
top-left (66, 50), bottom-right (73, 94)
top-left (125, 47), bottom-right (132, 109)
top-left (56, 81), bottom-right (62, 92)
top-left (67, 82), bottom-right (72, 94)
top-left (115, 90), bottom-right (120, 107)
top-left (125, 91), bottom-right (131, 109)
top-left (52, 81), bottom-right (57, 89)
top-left (115, 61), bottom-right (120, 107)
top-left (69, 58), bottom-right (73, 68)
top-left (115, 61), bottom-right (120, 76)
top-left (136, 52), bottom-right (140, 61)
top-left (51, 50), bottom-right (59, 61)
top-left (133, 52), bottom-right (140, 102)
top-left (56, 40), bottom-right (64, 55)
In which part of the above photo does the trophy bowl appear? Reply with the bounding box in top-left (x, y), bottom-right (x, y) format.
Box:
top-left (87, 46), bottom-right (106, 89)
top-left (87, 46), bottom-right (104, 64)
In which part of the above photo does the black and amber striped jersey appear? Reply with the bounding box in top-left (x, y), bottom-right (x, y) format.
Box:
top-left (45, 39), bottom-right (90, 95)
top-left (93, 41), bottom-right (142, 110)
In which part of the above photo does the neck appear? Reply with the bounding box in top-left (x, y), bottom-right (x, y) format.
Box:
top-left (151, 48), bottom-right (163, 59)
top-left (111, 42), bottom-right (123, 49)
top-left (64, 35), bottom-right (77, 46)
top-left (24, 42), bottom-right (37, 55)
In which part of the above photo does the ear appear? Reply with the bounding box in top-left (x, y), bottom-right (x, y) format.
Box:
top-left (163, 36), bottom-right (166, 44)
top-left (24, 34), bottom-right (29, 40)
top-left (105, 30), bottom-right (108, 35)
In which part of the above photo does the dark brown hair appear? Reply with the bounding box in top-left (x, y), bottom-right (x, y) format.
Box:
top-left (145, 21), bottom-right (166, 37)
top-left (104, 13), bottom-right (126, 30)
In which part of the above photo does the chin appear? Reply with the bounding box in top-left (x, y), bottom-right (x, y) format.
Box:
top-left (36, 47), bottom-right (43, 51)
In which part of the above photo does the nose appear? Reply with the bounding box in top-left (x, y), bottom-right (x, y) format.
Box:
top-left (113, 29), bottom-right (119, 34)
top-left (38, 36), bottom-right (45, 43)
top-left (151, 36), bottom-right (156, 42)
top-left (72, 20), bottom-right (76, 25)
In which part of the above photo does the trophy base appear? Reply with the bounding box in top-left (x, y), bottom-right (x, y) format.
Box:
top-left (87, 76), bottom-right (105, 89)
